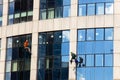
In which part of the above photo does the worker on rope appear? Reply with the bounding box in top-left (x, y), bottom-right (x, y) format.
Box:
top-left (24, 40), bottom-right (31, 54)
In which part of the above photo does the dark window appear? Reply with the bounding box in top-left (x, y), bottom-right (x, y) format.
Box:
top-left (5, 34), bottom-right (32, 80)
top-left (8, 0), bottom-right (33, 25)
top-left (40, 0), bottom-right (71, 20)
top-left (38, 30), bottom-right (69, 80)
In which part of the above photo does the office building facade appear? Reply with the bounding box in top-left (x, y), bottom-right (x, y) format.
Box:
top-left (0, 0), bottom-right (120, 80)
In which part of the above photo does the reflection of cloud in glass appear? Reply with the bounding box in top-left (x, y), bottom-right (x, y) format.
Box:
top-left (106, 3), bottom-right (113, 14)
top-left (107, 36), bottom-right (112, 40)
top-left (96, 33), bottom-right (99, 36)
top-left (63, 31), bottom-right (70, 42)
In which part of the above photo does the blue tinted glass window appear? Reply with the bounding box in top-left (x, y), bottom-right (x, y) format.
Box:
top-left (63, 0), bottom-right (70, 5)
top-left (54, 31), bottom-right (62, 43)
top-left (96, 3), bottom-right (104, 15)
top-left (5, 72), bottom-right (11, 80)
top-left (104, 41), bottom-right (113, 53)
top-left (78, 30), bottom-right (85, 41)
top-left (87, 29), bottom-right (94, 40)
top-left (85, 68), bottom-right (91, 80)
top-left (86, 42), bottom-right (94, 54)
top-left (105, 54), bottom-right (113, 66)
top-left (78, 55), bottom-right (85, 67)
top-left (87, 4), bottom-right (95, 16)
top-left (105, 3), bottom-right (113, 14)
top-left (95, 55), bottom-right (103, 66)
top-left (95, 41), bottom-right (105, 53)
top-left (0, 5), bottom-right (3, 16)
top-left (62, 31), bottom-right (70, 42)
top-left (96, 28), bottom-right (104, 40)
top-left (61, 43), bottom-right (69, 55)
top-left (77, 42), bottom-right (86, 54)
top-left (95, 68), bottom-right (104, 80)
top-left (77, 68), bottom-right (85, 80)
top-left (63, 6), bottom-right (70, 17)
top-left (79, 0), bottom-right (114, 4)
top-left (9, 2), bottom-right (14, 14)
top-left (62, 56), bottom-right (69, 67)
top-left (86, 55), bottom-right (94, 66)
top-left (6, 48), bottom-right (12, 60)
top-left (104, 67), bottom-right (113, 80)
top-left (78, 5), bottom-right (86, 16)
top-left (105, 28), bottom-right (113, 40)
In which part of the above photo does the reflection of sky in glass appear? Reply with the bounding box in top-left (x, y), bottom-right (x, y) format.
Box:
top-left (105, 3), bottom-right (113, 14)
top-left (62, 31), bottom-right (70, 42)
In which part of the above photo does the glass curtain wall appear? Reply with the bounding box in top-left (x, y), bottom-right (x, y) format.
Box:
top-left (8, 0), bottom-right (33, 25)
top-left (37, 30), bottom-right (70, 80)
top-left (5, 34), bottom-right (32, 80)
top-left (40, 0), bottom-right (71, 20)
top-left (78, 0), bottom-right (114, 16)
top-left (77, 28), bottom-right (113, 80)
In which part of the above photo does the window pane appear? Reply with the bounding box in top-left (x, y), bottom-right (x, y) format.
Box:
top-left (105, 28), bottom-right (113, 40)
top-left (53, 57), bottom-right (61, 68)
top-left (55, 7), bottom-right (63, 18)
top-left (6, 61), bottom-right (11, 72)
top-left (96, 28), bottom-right (104, 40)
top-left (53, 44), bottom-right (61, 56)
top-left (63, 0), bottom-right (70, 5)
top-left (86, 42), bottom-right (94, 54)
top-left (87, 4), bottom-right (95, 16)
top-left (78, 30), bottom-right (85, 41)
top-left (105, 3), bottom-right (113, 14)
top-left (0, 5), bottom-right (3, 16)
top-left (78, 5), bottom-right (86, 16)
top-left (61, 43), bottom-right (69, 55)
top-left (11, 61), bottom-right (18, 72)
top-left (87, 29), bottom-right (94, 40)
top-left (86, 55), bottom-right (94, 66)
top-left (48, 8), bottom-right (54, 19)
top-left (77, 68), bottom-right (85, 80)
top-left (104, 41), bottom-right (113, 53)
top-left (6, 49), bottom-right (12, 60)
top-left (62, 31), bottom-right (70, 42)
top-left (54, 31), bottom-right (62, 43)
top-left (38, 69), bottom-right (45, 80)
top-left (40, 9), bottom-right (46, 20)
top-left (38, 58), bottom-right (45, 69)
top-left (39, 33), bottom-right (46, 44)
top-left (95, 68), bottom-right (104, 80)
top-left (105, 54), bottom-right (113, 66)
top-left (79, 0), bottom-right (114, 4)
top-left (5, 72), bottom-right (11, 80)
top-left (53, 69), bottom-right (60, 80)
top-left (62, 56), bottom-right (69, 67)
top-left (104, 67), bottom-right (113, 80)
top-left (9, 2), bottom-right (14, 14)
top-left (95, 41), bottom-right (105, 53)
top-left (7, 38), bottom-right (12, 48)
top-left (95, 55), bottom-right (103, 66)
top-left (96, 3), bottom-right (104, 15)
top-left (63, 6), bottom-right (70, 17)
top-left (77, 42), bottom-right (86, 54)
